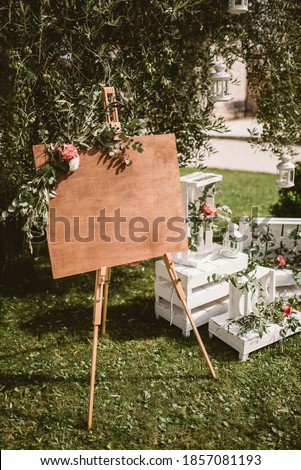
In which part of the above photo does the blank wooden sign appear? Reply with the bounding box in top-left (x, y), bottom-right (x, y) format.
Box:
top-left (33, 134), bottom-right (187, 279)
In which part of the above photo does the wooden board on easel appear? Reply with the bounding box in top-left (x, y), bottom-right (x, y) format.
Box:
top-left (33, 135), bottom-right (188, 279)
top-left (32, 87), bottom-right (217, 430)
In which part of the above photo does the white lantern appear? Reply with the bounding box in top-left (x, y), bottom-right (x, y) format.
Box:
top-left (228, 0), bottom-right (249, 15)
top-left (221, 223), bottom-right (243, 258)
top-left (276, 156), bottom-right (295, 188)
top-left (209, 63), bottom-right (231, 102)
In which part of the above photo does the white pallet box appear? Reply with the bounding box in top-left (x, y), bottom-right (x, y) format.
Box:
top-left (155, 253), bottom-right (248, 335)
top-left (208, 311), bottom-right (301, 361)
top-left (209, 270), bottom-right (301, 361)
top-left (155, 297), bottom-right (229, 337)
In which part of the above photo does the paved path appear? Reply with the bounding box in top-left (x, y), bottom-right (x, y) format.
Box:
top-left (204, 118), bottom-right (301, 174)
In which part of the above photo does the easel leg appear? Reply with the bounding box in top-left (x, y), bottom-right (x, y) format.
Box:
top-left (163, 254), bottom-right (217, 379)
top-left (88, 267), bottom-right (107, 429)
top-left (101, 267), bottom-right (111, 336)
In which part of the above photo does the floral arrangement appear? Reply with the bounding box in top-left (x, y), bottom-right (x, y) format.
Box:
top-left (227, 294), bottom-right (301, 339)
top-left (1, 119), bottom-right (145, 252)
top-left (187, 183), bottom-right (232, 251)
top-left (56, 143), bottom-right (81, 172)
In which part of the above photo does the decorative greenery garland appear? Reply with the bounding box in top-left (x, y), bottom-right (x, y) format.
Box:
top-left (1, 118), bottom-right (145, 252)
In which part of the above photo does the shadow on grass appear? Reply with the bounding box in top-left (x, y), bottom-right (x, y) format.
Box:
top-left (0, 258), bottom-right (154, 298)
top-left (19, 296), bottom-right (189, 341)
top-left (18, 294), bottom-right (238, 365)
top-left (0, 372), bottom-right (89, 391)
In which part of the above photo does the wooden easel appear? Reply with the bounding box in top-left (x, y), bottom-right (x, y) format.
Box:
top-left (87, 87), bottom-right (216, 429)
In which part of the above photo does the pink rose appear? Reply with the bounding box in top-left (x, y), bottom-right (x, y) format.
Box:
top-left (276, 255), bottom-right (286, 267)
top-left (58, 144), bottom-right (79, 160)
top-left (201, 202), bottom-right (218, 217)
top-left (282, 304), bottom-right (291, 316)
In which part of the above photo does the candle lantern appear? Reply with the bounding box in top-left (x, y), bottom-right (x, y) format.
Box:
top-left (209, 63), bottom-right (231, 102)
top-left (276, 156), bottom-right (295, 188)
top-left (221, 223), bottom-right (243, 258)
top-left (228, 0), bottom-right (249, 15)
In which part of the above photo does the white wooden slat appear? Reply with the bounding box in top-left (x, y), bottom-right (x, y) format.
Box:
top-left (239, 219), bottom-right (252, 251)
top-left (180, 172), bottom-right (222, 188)
top-left (276, 285), bottom-right (301, 297)
top-left (228, 285), bottom-right (245, 319)
top-left (181, 180), bottom-right (188, 220)
top-left (156, 253), bottom-right (248, 289)
top-left (266, 224), bottom-right (282, 253)
top-left (228, 267), bottom-right (275, 319)
top-left (282, 224), bottom-right (298, 250)
top-left (184, 243), bottom-right (222, 268)
top-left (255, 217), bottom-right (301, 226)
top-left (275, 269), bottom-right (297, 287)
top-left (155, 296), bottom-right (228, 336)
top-left (155, 278), bottom-right (229, 309)
top-left (155, 300), bottom-right (188, 331)
top-left (155, 261), bottom-right (189, 291)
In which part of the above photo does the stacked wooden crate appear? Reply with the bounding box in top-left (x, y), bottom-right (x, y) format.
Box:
top-left (208, 217), bottom-right (301, 360)
top-left (155, 172), bottom-right (248, 336)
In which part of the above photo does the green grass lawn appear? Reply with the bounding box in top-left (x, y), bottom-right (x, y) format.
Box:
top-left (1, 168), bottom-right (300, 450)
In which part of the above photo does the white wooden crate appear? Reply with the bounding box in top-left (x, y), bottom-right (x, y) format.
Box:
top-left (208, 310), bottom-right (301, 361)
top-left (155, 253), bottom-right (248, 336)
top-left (155, 297), bottom-right (228, 337)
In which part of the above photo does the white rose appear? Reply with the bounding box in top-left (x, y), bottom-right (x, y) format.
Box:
top-left (68, 156), bottom-right (80, 172)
